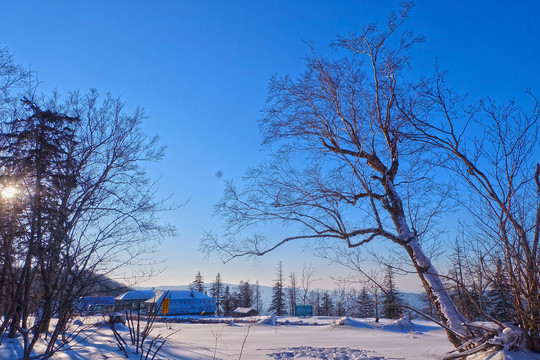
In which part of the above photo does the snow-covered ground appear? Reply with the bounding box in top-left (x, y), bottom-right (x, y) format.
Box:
top-left (1, 316), bottom-right (538, 359)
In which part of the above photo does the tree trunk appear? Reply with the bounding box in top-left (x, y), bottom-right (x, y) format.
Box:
top-left (403, 238), bottom-right (469, 346)
top-left (386, 181), bottom-right (469, 347)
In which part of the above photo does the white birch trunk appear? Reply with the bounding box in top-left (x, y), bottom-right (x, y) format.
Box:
top-left (387, 181), bottom-right (470, 346)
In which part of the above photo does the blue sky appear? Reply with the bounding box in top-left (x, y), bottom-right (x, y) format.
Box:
top-left (1, 1), bottom-right (539, 292)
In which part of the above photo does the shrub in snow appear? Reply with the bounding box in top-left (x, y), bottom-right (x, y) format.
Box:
top-left (391, 316), bottom-right (412, 328)
top-left (333, 317), bottom-right (348, 326)
top-left (258, 315), bottom-right (277, 326)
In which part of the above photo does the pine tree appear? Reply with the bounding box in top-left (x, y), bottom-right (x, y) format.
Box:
top-left (236, 281), bottom-right (253, 308)
top-left (191, 271), bottom-right (205, 293)
top-left (222, 285), bottom-right (234, 316)
top-left (357, 287), bottom-right (375, 318)
top-left (210, 273), bottom-right (224, 316)
top-left (254, 281), bottom-right (264, 314)
top-left (269, 262), bottom-right (287, 316)
top-left (381, 266), bottom-right (403, 319)
top-left (311, 290), bottom-right (321, 316)
top-left (320, 291), bottom-right (333, 316)
top-left (486, 259), bottom-right (513, 322)
top-left (333, 288), bottom-right (347, 317)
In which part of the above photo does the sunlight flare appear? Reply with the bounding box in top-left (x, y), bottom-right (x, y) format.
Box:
top-left (1, 186), bottom-right (18, 199)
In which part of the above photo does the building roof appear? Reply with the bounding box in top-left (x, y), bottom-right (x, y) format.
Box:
top-left (115, 290), bottom-right (155, 301)
top-left (145, 290), bottom-right (214, 303)
top-left (232, 307), bottom-right (256, 314)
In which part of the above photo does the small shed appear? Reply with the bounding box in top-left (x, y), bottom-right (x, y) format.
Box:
top-left (115, 290), bottom-right (155, 312)
top-left (145, 290), bottom-right (216, 316)
top-left (232, 307), bottom-right (258, 318)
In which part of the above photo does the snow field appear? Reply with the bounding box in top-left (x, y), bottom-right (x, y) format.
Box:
top-left (53, 316), bottom-right (454, 359)
top-left (5, 316), bottom-right (537, 359)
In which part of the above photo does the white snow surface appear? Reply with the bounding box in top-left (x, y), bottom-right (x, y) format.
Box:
top-left (0, 316), bottom-right (538, 360)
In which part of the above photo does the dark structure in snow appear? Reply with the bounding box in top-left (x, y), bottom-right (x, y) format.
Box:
top-left (232, 307), bottom-right (258, 317)
top-left (145, 290), bottom-right (216, 315)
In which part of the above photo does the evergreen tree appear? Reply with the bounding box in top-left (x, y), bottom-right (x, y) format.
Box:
top-left (461, 287), bottom-right (482, 321)
top-left (381, 266), bottom-right (403, 319)
top-left (486, 259), bottom-right (513, 322)
top-left (320, 291), bottom-right (333, 316)
top-left (254, 281), bottom-right (264, 314)
top-left (287, 272), bottom-right (298, 315)
top-left (210, 273), bottom-right (224, 316)
top-left (236, 281), bottom-right (253, 308)
top-left (333, 288), bottom-right (347, 317)
top-left (310, 290), bottom-right (321, 316)
top-left (191, 271), bottom-right (205, 293)
top-left (357, 287), bottom-right (375, 318)
top-left (222, 285), bottom-right (234, 316)
top-left (269, 262), bottom-right (287, 316)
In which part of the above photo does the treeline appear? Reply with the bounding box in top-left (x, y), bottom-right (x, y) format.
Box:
top-left (188, 272), bottom-right (264, 316)
top-left (192, 254), bottom-right (517, 324)
top-left (188, 264), bottom-right (407, 320)
top-left (442, 245), bottom-right (514, 324)
top-left (264, 262), bottom-right (405, 319)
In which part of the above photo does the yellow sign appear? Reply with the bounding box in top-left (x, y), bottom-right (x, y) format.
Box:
top-left (161, 298), bottom-right (169, 314)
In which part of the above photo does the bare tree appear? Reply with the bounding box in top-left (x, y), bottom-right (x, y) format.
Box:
top-left (0, 45), bottom-right (30, 319)
top-left (202, 4), bottom-right (471, 347)
top-left (0, 44), bottom-right (30, 107)
top-left (300, 264), bottom-right (318, 306)
top-left (403, 68), bottom-right (540, 351)
top-left (445, 237), bottom-right (489, 322)
top-left (0, 88), bottom-right (172, 359)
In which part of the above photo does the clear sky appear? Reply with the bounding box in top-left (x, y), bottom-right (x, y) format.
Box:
top-left (0, 1), bottom-right (539, 292)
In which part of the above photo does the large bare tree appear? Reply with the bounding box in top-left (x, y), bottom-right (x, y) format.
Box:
top-left (202, 4), bottom-right (472, 347)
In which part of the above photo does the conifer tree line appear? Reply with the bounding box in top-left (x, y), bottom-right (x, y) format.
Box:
top-left (193, 265), bottom-right (410, 319)
top-left (189, 272), bottom-right (264, 316)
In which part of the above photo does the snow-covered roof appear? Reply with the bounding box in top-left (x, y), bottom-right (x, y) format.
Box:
top-left (115, 290), bottom-right (155, 301)
top-left (145, 290), bottom-right (213, 303)
top-left (233, 307), bottom-right (256, 314)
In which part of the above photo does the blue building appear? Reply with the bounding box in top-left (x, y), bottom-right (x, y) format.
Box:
top-left (145, 290), bottom-right (216, 315)
top-left (115, 290), bottom-right (156, 311)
